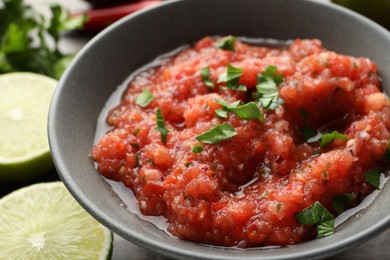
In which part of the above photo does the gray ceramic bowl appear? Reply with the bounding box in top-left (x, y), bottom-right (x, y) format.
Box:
top-left (48, 0), bottom-right (390, 259)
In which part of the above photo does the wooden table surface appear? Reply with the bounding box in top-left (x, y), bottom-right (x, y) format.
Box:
top-left (1, 0), bottom-right (389, 259)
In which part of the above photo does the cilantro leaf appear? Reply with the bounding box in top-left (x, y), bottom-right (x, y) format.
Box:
top-left (319, 131), bottom-right (348, 147)
top-left (154, 108), bottom-right (170, 144)
top-left (200, 66), bottom-right (215, 90)
top-left (302, 125), bottom-right (318, 142)
top-left (296, 201), bottom-right (335, 238)
top-left (217, 64), bottom-right (246, 91)
top-left (332, 193), bottom-right (357, 215)
top-left (365, 169), bottom-right (381, 189)
top-left (254, 65), bottom-right (285, 110)
top-left (192, 145), bottom-right (204, 153)
top-left (0, 0), bottom-right (86, 79)
top-left (195, 122), bottom-right (237, 144)
top-left (216, 99), bottom-right (240, 109)
top-left (263, 65), bottom-right (277, 78)
top-left (215, 36), bottom-right (236, 52)
top-left (215, 99), bottom-right (240, 119)
top-left (385, 139), bottom-right (390, 158)
top-left (317, 219), bottom-right (335, 238)
top-left (136, 88), bottom-right (155, 107)
top-left (215, 108), bottom-right (229, 119)
top-left (295, 201), bottom-right (334, 225)
top-left (216, 100), bottom-right (263, 121)
top-left (229, 102), bottom-right (264, 121)
top-left (259, 191), bottom-right (269, 199)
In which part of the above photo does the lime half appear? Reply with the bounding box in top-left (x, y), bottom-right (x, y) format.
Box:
top-left (0, 182), bottom-right (113, 259)
top-left (0, 72), bottom-right (57, 181)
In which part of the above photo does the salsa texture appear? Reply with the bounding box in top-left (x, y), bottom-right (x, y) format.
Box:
top-left (92, 37), bottom-right (390, 247)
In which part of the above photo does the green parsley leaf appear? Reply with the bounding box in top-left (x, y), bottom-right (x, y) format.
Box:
top-left (133, 128), bottom-right (140, 135)
top-left (48, 5), bottom-right (86, 43)
top-left (259, 191), bottom-right (269, 199)
top-left (0, 0), bottom-right (86, 79)
top-left (317, 219), bottom-right (335, 238)
top-left (230, 102), bottom-right (264, 121)
top-left (196, 122), bottom-right (237, 144)
top-left (319, 131), bottom-right (348, 147)
top-left (130, 143), bottom-right (140, 150)
top-left (385, 139), bottom-right (390, 158)
top-left (192, 145), bottom-right (204, 153)
top-left (215, 100), bottom-right (237, 118)
top-left (295, 201), bottom-right (334, 225)
top-left (299, 109), bottom-right (310, 120)
top-left (134, 153), bottom-right (140, 167)
top-left (263, 65), bottom-right (277, 78)
top-left (302, 125), bottom-right (318, 141)
top-left (254, 65), bottom-right (285, 110)
top-left (200, 66), bottom-right (215, 90)
top-left (215, 36), bottom-right (236, 52)
top-left (136, 88), bottom-right (155, 107)
top-left (332, 193), bottom-right (357, 215)
top-left (216, 100), bottom-right (263, 121)
top-left (217, 64), bottom-right (245, 90)
top-left (154, 108), bottom-right (170, 144)
top-left (365, 169), bottom-right (381, 189)
top-left (216, 99), bottom-right (240, 109)
top-left (276, 203), bottom-right (282, 212)
top-left (215, 108), bottom-right (229, 119)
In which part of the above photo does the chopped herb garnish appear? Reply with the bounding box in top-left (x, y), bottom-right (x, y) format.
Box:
top-left (230, 102), bottom-right (264, 121)
top-left (200, 66), bottom-right (215, 90)
top-left (317, 219), bottom-right (335, 238)
top-left (323, 171), bottom-right (329, 179)
top-left (154, 108), bottom-right (170, 144)
top-left (195, 122), bottom-right (237, 144)
top-left (215, 36), bottom-right (236, 51)
top-left (299, 109), bottom-right (310, 120)
top-left (216, 100), bottom-right (263, 121)
top-left (259, 191), bottom-right (269, 199)
top-left (254, 65), bottom-right (285, 110)
top-left (263, 65), bottom-right (277, 78)
top-left (276, 203), bottom-right (282, 212)
top-left (136, 88), bottom-right (155, 107)
top-left (385, 139), bottom-right (390, 158)
top-left (134, 153), bottom-right (140, 167)
top-left (192, 145), bottom-right (204, 153)
top-left (217, 64), bottom-right (246, 91)
top-left (296, 201), bottom-right (334, 225)
top-left (302, 125), bottom-right (318, 142)
top-left (133, 128), bottom-right (140, 135)
top-left (146, 158), bottom-right (154, 164)
top-left (0, 1), bottom-right (86, 79)
top-left (365, 169), bottom-right (381, 189)
top-left (130, 143), bottom-right (140, 150)
top-left (216, 99), bottom-right (241, 109)
top-left (332, 193), bottom-right (357, 215)
top-left (215, 108), bottom-right (229, 119)
top-left (184, 162), bottom-right (192, 167)
top-left (319, 131), bottom-right (348, 147)
top-left (295, 201), bottom-right (334, 238)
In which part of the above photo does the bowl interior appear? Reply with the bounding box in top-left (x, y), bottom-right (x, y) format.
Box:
top-left (49, 0), bottom-right (390, 259)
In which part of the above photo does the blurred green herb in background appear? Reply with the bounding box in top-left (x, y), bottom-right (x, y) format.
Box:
top-left (0, 0), bottom-right (86, 79)
top-left (332, 0), bottom-right (390, 30)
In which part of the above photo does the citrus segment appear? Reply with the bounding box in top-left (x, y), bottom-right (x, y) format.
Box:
top-left (0, 182), bottom-right (113, 259)
top-left (0, 72), bottom-right (57, 181)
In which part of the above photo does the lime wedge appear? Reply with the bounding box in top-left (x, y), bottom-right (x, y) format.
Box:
top-left (0, 72), bottom-right (57, 181)
top-left (0, 182), bottom-right (113, 259)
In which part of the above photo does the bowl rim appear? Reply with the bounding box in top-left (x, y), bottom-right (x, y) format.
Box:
top-left (49, 0), bottom-right (390, 259)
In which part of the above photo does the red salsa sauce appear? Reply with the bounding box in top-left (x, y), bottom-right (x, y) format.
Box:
top-left (92, 37), bottom-right (390, 247)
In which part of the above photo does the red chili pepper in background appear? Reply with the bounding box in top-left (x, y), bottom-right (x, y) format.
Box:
top-left (74, 0), bottom-right (163, 32)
